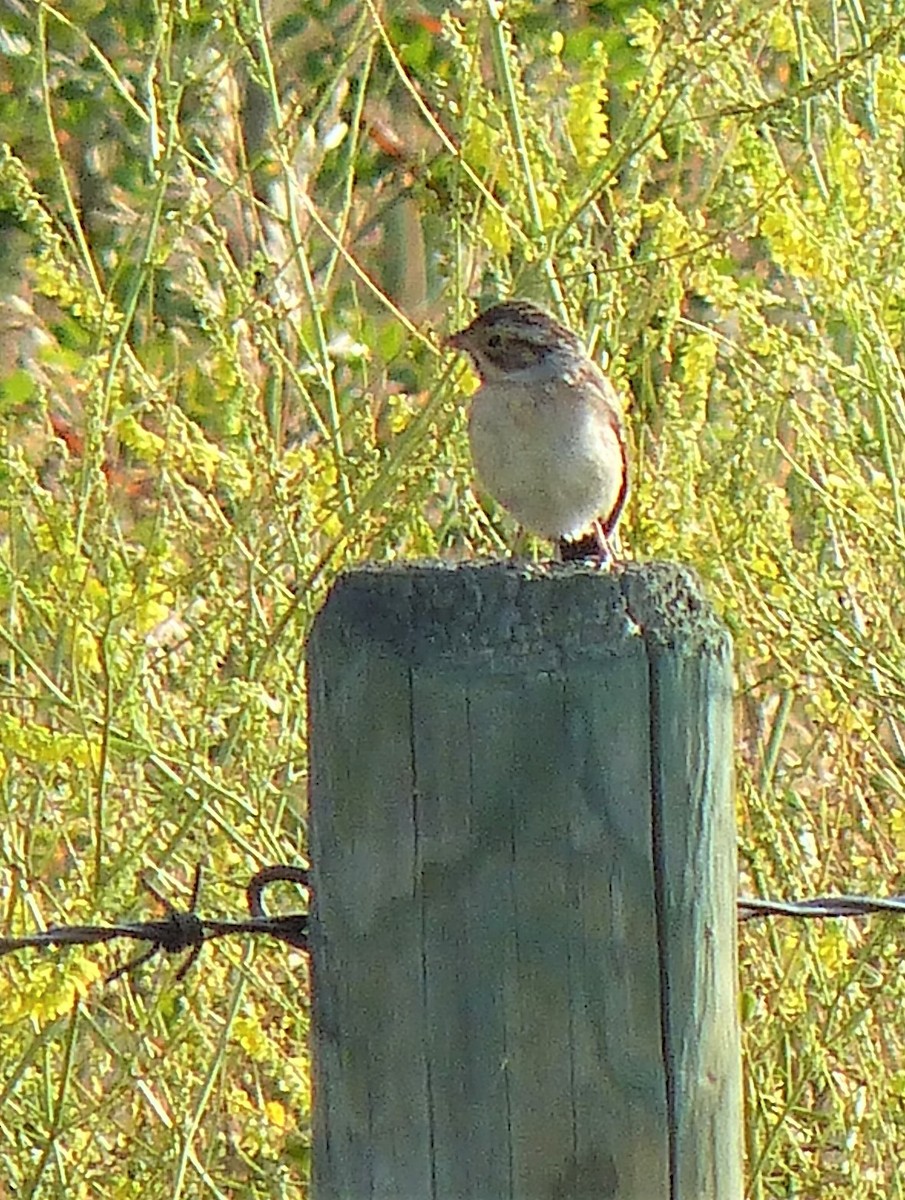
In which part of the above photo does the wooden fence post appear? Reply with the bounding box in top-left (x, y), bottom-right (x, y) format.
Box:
top-left (306, 561), bottom-right (742, 1200)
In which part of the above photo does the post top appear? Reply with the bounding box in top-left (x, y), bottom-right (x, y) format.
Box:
top-left (310, 560), bottom-right (730, 667)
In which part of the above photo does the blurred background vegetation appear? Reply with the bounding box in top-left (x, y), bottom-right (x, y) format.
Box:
top-left (1, 0), bottom-right (904, 1195)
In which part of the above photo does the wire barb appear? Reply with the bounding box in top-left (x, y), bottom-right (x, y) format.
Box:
top-left (0, 862), bottom-right (310, 982)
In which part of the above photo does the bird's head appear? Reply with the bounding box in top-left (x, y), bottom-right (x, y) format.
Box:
top-left (446, 301), bottom-right (584, 382)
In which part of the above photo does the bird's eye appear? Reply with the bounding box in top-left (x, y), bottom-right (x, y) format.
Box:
top-left (486, 333), bottom-right (503, 349)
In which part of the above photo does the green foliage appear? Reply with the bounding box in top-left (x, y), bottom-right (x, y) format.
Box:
top-left (1, 0), bottom-right (904, 1196)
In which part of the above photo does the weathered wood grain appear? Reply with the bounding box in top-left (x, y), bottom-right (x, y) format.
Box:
top-left (307, 561), bottom-right (742, 1200)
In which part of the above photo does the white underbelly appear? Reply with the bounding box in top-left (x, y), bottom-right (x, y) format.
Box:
top-left (468, 382), bottom-right (622, 540)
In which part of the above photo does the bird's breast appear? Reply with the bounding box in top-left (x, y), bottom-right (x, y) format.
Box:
top-left (467, 379), bottom-right (624, 540)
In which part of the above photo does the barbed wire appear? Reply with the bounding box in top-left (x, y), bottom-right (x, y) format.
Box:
top-left (0, 863), bottom-right (310, 982)
top-left (2, 870), bottom-right (903, 983)
top-left (737, 894), bottom-right (905, 920)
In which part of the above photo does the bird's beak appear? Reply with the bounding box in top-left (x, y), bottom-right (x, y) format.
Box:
top-left (444, 329), bottom-right (466, 352)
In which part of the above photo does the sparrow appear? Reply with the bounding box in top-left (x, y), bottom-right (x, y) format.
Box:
top-left (446, 300), bottom-right (629, 562)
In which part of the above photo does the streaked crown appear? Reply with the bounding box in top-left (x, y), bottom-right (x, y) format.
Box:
top-left (447, 300), bottom-right (586, 381)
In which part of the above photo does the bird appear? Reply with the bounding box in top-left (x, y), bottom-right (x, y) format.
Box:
top-left (446, 300), bottom-right (629, 563)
